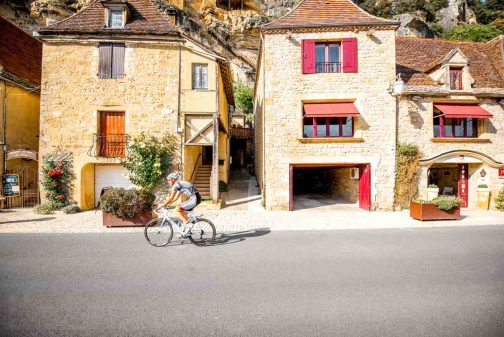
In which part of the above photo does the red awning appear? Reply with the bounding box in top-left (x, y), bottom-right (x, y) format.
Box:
top-left (303, 103), bottom-right (360, 118)
top-left (434, 104), bottom-right (493, 119)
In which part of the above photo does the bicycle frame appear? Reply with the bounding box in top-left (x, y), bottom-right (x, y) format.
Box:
top-left (154, 208), bottom-right (196, 235)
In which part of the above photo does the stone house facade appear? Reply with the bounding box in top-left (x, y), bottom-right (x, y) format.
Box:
top-left (37, 0), bottom-right (235, 210)
top-left (255, 0), bottom-right (504, 212)
top-left (394, 36), bottom-right (504, 209)
top-left (0, 16), bottom-right (42, 208)
top-left (254, 0), bottom-right (399, 211)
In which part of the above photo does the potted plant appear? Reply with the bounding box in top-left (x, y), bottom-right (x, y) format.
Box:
top-left (410, 196), bottom-right (462, 221)
top-left (427, 184), bottom-right (439, 201)
top-left (99, 188), bottom-right (155, 227)
top-left (477, 184), bottom-right (491, 210)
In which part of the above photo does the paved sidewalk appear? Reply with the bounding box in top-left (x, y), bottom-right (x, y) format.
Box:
top-left (0, 207), bottom-right (503, 233)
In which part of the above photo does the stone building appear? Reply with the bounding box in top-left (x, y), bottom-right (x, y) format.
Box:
top-left (255, 0), bottom-right (504, 212)
top-left (37, 0), bottom-right (235, 210)
top-left (0, 16), bottom-right (42, 208)
top-left (254, 0), bottom-right (400, 211)
top-left (394, 36), bottom-right (504, 209)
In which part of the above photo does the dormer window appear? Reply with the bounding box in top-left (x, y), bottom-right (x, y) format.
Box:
top-left (108, 9), bottom-right (124, 28)
top-left (449, 67), bottom-right (462, 90)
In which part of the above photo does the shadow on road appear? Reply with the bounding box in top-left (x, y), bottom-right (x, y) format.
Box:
top-left (0, 217), bottom-right (56, 224)
top-left (212, 228), bottom-right (271, 246)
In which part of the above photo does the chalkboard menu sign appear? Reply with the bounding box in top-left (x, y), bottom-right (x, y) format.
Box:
top-left (2, 174), bottom-right (20, 197)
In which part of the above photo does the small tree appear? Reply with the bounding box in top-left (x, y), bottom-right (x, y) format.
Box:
top-left (121, 133), bottom-right (176, 190)
top-left (443, 23), bottom-right (503, 42)
top-left (495, 186), bottom-right (504, 210)
top-left (40, 150), bottom-right (75, 208)
top-left (234, 83), bottom-right (254, 126)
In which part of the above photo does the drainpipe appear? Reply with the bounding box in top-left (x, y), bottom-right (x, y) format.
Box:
top-left (177, 44), bottom-right (183, 176)
top-left (260, 31), bottom-right (266, 206)
top-left (1, 80), bottom-right (7, 175)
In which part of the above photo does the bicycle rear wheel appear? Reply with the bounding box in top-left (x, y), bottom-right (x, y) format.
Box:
top-left (144, 218), bottom-right (173, 247)
top-left (189, 218), bottom-right (216, 246)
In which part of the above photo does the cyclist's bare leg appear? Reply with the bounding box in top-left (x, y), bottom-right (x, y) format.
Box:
top-left (175, 205), bottom-right (188, 223)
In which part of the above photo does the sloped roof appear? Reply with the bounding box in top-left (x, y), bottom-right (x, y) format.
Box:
top-left (263, 0), bottom-right (398, 30)
top-left (0, 16), bottom-right (42, 86)
top-left (38, 0), bottom-right (180, 36)
top-left (396, 36), bottom-right (504, 89)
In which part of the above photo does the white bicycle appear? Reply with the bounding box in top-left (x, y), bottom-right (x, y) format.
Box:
top-left (144, 207), bottom-right (216, 247)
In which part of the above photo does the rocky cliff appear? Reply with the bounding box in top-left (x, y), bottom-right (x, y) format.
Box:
top-left (0, 0), bottom-right (490, 83)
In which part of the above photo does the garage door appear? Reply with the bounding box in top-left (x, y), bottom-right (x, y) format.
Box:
top-left (94, 165), bottom-right (134, 207)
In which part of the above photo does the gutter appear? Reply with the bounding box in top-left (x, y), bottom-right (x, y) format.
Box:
top-left (262, 21), bottom-right (401, 31)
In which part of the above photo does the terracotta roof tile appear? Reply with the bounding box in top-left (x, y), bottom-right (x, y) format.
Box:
top-left (0, 16), bottom-right (42, 85)
top-left (39, 0), bottom-right (180, 36)
top-left (396, 37), bottom-right (504, 89)
top-left (263, 0), bottom-right (398, 30)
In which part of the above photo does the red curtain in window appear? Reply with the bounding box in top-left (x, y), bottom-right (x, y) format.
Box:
top-left (302, 40), bottom-right (316, 74)
top-left (342, 38), bottom-right (358, 73)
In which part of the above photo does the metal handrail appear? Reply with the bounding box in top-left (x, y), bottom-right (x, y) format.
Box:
top-left (189, 153), bottom-right (202, 183)
top-left (316, 62), bottom-right (341, 73)
top-left (87, 133), bottom-right (129, 158)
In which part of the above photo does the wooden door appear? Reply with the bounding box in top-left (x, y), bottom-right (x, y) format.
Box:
top-left (99, 111), bottom-right (125, 157)
top-left (359, 164), bottom-right (371, 211)
top-left (458, 164), bottom-right (468, 208)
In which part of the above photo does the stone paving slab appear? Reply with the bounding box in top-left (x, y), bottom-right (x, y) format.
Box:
top-left (0, 207), bottom-right (503, 234)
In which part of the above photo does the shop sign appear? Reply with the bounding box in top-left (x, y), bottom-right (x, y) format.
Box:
top-left (499, 168), bottom-right (504, 179)
top-left (2, 174), bottom-right (20, 197)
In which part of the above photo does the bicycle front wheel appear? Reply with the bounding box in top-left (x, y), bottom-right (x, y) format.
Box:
top-left (144, 218), bottom-right (174, 247)
top-left (189, 218), bottom-right (216, 246)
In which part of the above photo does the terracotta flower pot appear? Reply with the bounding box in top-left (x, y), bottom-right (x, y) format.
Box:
top-left (102, 210), bottom-right (152, 227)
top-left (410, 201), bottom-right (461, 221)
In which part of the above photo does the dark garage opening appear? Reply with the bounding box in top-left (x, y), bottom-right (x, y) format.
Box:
top-left (292, 166), bottom-right (362, 211)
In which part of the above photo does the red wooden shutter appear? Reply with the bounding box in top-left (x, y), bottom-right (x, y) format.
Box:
top-left (342, 38), bottom-right (358, 73)
top-left (111, 44), bottom-right (125, 79)
top-left (302, 40), bottom-right (316, 74)
top-left (98, 43), bottom-right (112, 79)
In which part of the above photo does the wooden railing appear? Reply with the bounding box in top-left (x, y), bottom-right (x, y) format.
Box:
top-left (189, 153), bottom-right (202, 183)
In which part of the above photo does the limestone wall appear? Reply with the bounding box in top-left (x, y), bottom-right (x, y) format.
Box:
top-left (328, 167), bottom-right (359, 203)
top-left (40, 39), bottom-right (231, 208)
top-left (397, 95), bottom-right (504, 207)
top-left (259, 29), bottom-right (398, 210)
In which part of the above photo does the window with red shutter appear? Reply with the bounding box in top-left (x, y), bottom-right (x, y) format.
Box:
top-left (302, 40), bottom-right (316, 74)
top-left (342, 38), bottom-right (358, 73)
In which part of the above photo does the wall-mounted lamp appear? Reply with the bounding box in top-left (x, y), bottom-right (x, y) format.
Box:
top-left (366, 29), bottom-right (375, 37)
top-left (411, 96), bottom-right (422, 101)
top-left (286, 30), bottom-right (293, 40)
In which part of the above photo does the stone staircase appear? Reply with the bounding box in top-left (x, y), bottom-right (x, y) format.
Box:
top-left (193, 165), bottom-right (211, 199)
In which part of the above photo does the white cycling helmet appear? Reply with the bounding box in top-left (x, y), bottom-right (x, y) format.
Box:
top-left (166, 172), bottom-right (181, 181)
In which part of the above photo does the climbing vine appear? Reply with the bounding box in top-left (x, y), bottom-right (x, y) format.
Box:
top-left (40, 150), bottom-right (76, 209)
top-left (394, 143), bottom-right (421, 209)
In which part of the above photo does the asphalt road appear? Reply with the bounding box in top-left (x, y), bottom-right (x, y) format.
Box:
top-left (1, 227), bottom-right (504, 337)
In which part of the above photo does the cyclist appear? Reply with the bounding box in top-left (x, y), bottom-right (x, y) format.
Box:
top-left (159, 172), bottom-right (202, 237)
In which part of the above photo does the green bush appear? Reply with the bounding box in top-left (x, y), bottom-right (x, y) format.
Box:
top-left (395, 143), bottom-right (421, 209)
top-left (428, 184), bottom-right (438, 188)
top-left (122, 133), bottom-right (176, 190)
top-left (477, 184), bottom-right (489, 189)
top-left (33, 201), bottom-right (59, 215)
top-left (219, 180), bottom-right (230, 192)
top-left (99, 188), bottom-right (155, 219)
top-left (432, 196), bottom-right (462, 211)
top-left (62, 204), bottom-right (81, 214)
top-left (443, 23), bottom-right (503, 42)
top-left (495, 186), bottom-right (504, 210)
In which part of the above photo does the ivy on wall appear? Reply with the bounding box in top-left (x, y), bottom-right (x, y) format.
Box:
top-left (394, 143), bottom-right (421, 209)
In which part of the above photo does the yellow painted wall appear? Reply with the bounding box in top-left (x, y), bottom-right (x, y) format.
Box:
top-left (0, 82), bottom-right (40, 174)
top-left (183, 145), bottom-right (202, 182)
